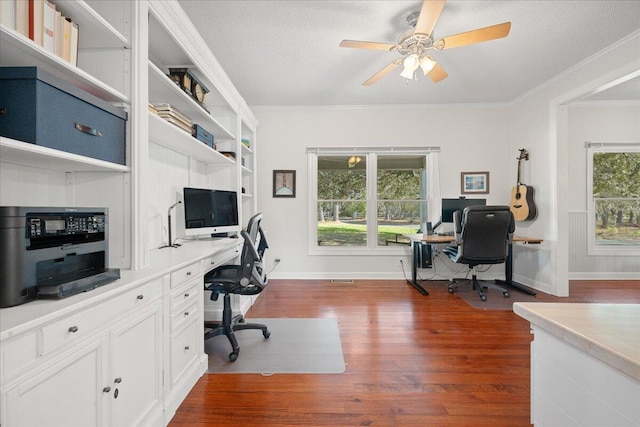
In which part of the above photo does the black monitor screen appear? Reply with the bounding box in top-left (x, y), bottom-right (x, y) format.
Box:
top-left (441, 198), bottom-right (486, 223)
top-left (183, 187), bottom-right (238, 234)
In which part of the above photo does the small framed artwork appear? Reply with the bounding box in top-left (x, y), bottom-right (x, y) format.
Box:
top-left (273, 170), bottom-right (296, 198)
top-left (461, 171), bottom-right (490, 194)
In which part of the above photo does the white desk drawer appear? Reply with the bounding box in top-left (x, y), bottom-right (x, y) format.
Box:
top-left (170, 279), bottom-right (201, 312)
top-left (170, 261), bottom-right (201, 289)
top-left (40, 279), bottom-right (160, 355)
top-left (170, 317), bottom-right (199, 386)
top-left (171, 302), bottom-right (198, 334)
top-left (202, 245), bottom-right (240, 273)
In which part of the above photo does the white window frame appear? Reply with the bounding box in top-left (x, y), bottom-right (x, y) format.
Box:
top-left (307, 146), bottom-right (440, 256)
top-left (586, 142), bottom-right (640, 256)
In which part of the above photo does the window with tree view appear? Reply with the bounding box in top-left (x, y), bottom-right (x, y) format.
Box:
top-left (313, 150), bottom-right (432, 250)
top-left (588, 145), bottom-right (640, 254)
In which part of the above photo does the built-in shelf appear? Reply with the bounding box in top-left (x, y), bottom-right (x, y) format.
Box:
top-left (241, 165), bottom-right (252, 175)
top-left (0, 137), bottom-right (130, 173)
top-left (241, 144), bottom-right (253, 155)
top-left (49, 0), bottom-right (130, 49)
top-left (242, 193), bottom-right (254, 198)
top-left (147, 61), bottom-right (236, 142)
top-left (148, 113), bottom-right (235, 166)
top-left (0, 26), bottom-right (129, 103)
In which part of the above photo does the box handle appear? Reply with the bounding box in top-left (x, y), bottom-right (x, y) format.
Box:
top-left (74, 123), bottom-right (103, 137)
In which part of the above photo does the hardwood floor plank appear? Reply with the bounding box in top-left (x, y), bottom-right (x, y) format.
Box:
top-left (170, 279), bottom-right (640, 426)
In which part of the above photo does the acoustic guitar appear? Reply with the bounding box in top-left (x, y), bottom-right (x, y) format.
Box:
top-left (510, 149), bottom-right (537, 221)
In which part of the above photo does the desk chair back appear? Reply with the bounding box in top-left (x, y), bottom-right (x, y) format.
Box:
top-left (454, 205), bottom-right (515, 265)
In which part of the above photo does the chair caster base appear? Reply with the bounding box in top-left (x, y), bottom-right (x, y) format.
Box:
top-left (229, 351), bottom-right (239, 362)
top-left (263, 330), bottom-right (271, 339)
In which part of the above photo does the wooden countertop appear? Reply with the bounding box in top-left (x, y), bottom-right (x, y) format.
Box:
top-left (513, 303), bottom-right (640, 381)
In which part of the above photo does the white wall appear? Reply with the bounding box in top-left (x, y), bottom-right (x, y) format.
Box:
top-left (254, 105), bottom-right (510, 279)
top-left (508, 32), bottom-right (640, 295)
top-left (567, 103), bottom-right (640, 278)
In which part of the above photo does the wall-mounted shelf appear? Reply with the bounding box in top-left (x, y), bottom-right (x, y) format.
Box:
top-left (147, 61), bottom-right (235, 142)
top-left (241, 165), bottom-right (252, 175)
top-left (0, 137), bottom-right (130, 173)
top-left (0, 26), bottom-right (129, 103)
top-left (148, 113), bottom-right (234, 166)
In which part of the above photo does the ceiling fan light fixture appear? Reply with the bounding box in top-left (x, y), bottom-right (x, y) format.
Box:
top-left (419, 55), bottom-right (436, 75)
top-left (400, 53), bottom-right (420, 79)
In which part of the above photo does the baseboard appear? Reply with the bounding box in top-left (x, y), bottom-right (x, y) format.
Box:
top-left (569, 272), bottom-right (640, 280)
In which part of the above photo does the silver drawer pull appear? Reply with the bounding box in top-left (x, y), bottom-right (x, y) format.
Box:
top-left (186, 271), bottom-right (192, 276)
top-left (114, 377), bottom-right (122, 384)
top-left (137, 295), bottom-right (144, 300)
top-left (184, 311), bottom-right (190, 317)
top-left (68, 326), bottom-right (79, 333)
top-left (103, 386), bottom-right (111, 393)
top-left (74, 122), bottom-right (103, 137)
top-left (184, 293), bottom-right (190, 298)
top-left (184, 345), bottom-right (190, 351)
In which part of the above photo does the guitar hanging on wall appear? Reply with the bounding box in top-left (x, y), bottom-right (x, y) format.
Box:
top-left (510, 148), bottom-right (537, 221)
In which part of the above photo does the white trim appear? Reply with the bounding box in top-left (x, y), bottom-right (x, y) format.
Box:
top-left (307, 146), bottom-right (440, 154)
top-left (569, 272), bottom-right (640, 280)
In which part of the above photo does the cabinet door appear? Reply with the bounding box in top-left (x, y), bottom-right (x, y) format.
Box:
top-left (4, 339), bottom-right (106, 427)
top-left (108, 303), bottom-right (163, 427)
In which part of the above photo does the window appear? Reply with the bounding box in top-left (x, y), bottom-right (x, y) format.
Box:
top-left (308, 147), bottom-right (440, 254)
top-left (587, 143), bottom-right (640, 255)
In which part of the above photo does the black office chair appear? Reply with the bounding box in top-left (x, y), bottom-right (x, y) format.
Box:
top-left (444, 205), bottom-right (515, 301)
top-left (204, 213), bottom-right (270, 361)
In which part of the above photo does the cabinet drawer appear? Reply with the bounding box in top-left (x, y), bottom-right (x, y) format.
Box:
top-left (202, 245), bottom-right (240, 273)
top-left (40, 279), bottom-right (160, 355)
top-left (170, 279), bottom-right (201, 312)
top-left (171, 302), bottom-right (198, 334)
top-left (170, 317), bottom-right (199, 386)
top-left (170, 261), bottom-right (201, 289)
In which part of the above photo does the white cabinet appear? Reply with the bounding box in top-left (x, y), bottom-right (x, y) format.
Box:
top-left (108, 305), bottom-right (163, 427)
top-left (4, 338), bottom-right (105, 427)
top-left (0, 279), bottom-right (164, 427)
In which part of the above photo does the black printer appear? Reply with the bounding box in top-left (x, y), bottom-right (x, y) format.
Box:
top-left (0, 206), bottom-right (120, 308)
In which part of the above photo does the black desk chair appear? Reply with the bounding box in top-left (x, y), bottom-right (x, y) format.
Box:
top-left (204, 213), bottom-right (270, 361)
top-left (443, 205), bottom-right (515, 301)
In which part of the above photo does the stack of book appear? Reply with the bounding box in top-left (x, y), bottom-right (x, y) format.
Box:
top-left (153, 103), bottom-right (193, 134)
top-left (1, 0), bottom-right (79, 66)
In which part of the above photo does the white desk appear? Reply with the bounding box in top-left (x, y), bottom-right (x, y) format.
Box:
top-left (0, 238), bottom-right (240, 426)
top-left (514, 303), bottom-right (640, 426)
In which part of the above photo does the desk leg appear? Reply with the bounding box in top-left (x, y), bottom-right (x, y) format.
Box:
top-left (495, 243), bottom-right (536, 296)
top-left (407, 241), bottom-right (429, 296)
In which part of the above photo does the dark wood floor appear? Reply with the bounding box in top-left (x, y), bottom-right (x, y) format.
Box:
top-left (170, 279), bottom-right (640, 426)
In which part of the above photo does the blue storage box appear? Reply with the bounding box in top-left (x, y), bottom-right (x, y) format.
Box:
top-left (0, 67), bottom-right (127, 165)
top-left (192, 124), bottom-right (214, 148)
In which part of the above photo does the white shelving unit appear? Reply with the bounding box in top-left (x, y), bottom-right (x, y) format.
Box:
top-left (0, 2), bottom-right (259, 425)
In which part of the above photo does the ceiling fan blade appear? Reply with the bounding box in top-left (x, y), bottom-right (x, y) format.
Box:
top-left (440, 22), bottom-right (511, 50)
top-left (414, 0), bottom-right (446, 36)
top-left (363, 60), bottom-right (401, 86)
top-left (340, 40), bottom-right (396, 51)
top-left (427, 63), bottom-right (448, 83)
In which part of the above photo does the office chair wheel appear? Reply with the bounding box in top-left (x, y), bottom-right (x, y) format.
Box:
top-left (448, 288), bottom-right (454, 293)
top-left (229, 351), bottom-right (239, 362)
top-left (480, 295), bottom-right (487, 302)
top-left (263, 330), bottom-right (271, 339)
top-left (503, 292), bottom-right (510, 298)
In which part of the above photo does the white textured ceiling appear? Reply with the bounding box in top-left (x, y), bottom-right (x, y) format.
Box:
top-left (178, 0), bottom-right (640, 106)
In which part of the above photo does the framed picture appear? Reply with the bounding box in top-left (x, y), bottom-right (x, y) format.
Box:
top-left (273, 170), bottom-right (296, 198)
top-left (461, 171), bottom-right (490, 194)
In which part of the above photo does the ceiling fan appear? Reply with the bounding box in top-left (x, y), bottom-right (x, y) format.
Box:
top-left (339, 0), bottom-right (511, 86)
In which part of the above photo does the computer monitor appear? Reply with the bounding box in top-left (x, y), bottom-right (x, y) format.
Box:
top-left (441, 197), bottom-right (486, 223)
top-left (183, 187), bottom-right (239, 236)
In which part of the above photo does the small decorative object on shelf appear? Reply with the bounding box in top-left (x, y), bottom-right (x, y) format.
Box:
top-left (241, 138), bottom-right (251, 148)
top-left (219, 151), bottom-right (236, 160)
top-left (168, 68), bottom-right (209, 108)
top-left (192, 124), bottom-right (214, 148)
